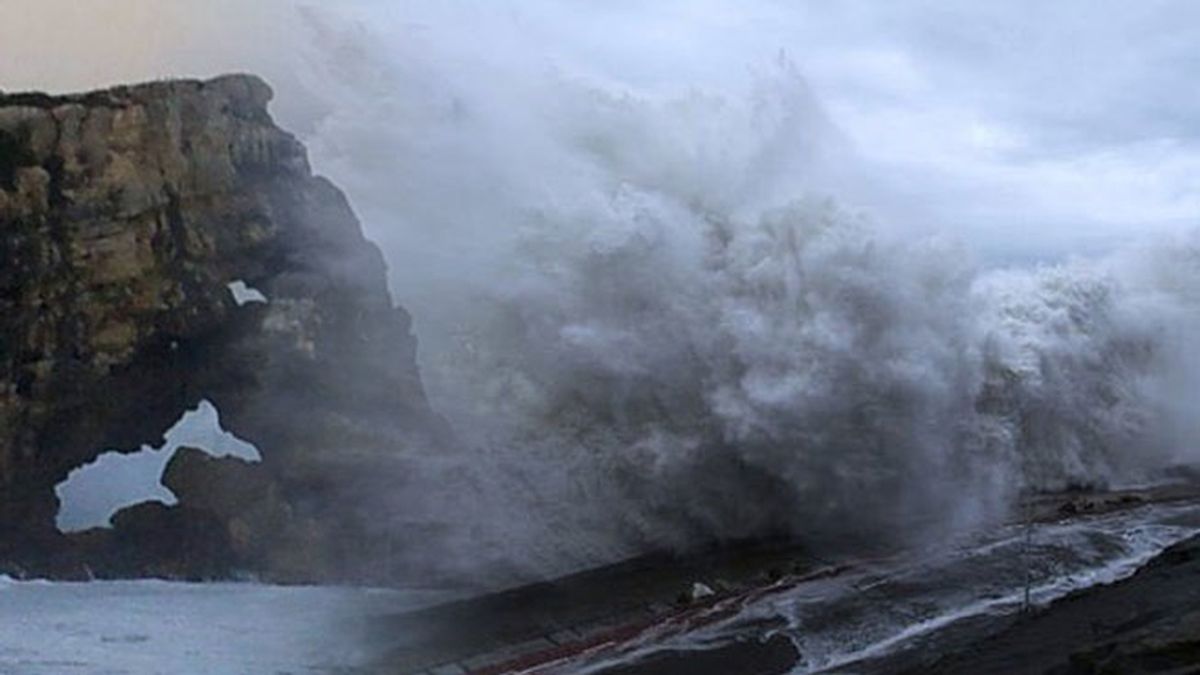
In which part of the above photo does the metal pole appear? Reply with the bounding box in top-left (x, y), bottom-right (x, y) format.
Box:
top-left (1022, 498), bottom-right (1033, 614)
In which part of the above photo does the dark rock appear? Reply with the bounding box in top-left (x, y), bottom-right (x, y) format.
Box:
top-left (161, 446), bottom-right (291, 576)
top-left (597, 635), bottom-right (800, 675)
top-left (0, 75), bottom-right (450, 583)
top-left (903, 535), bottom-right (1200, 674)
top-left (162, 446), bottom-right (275, 521)
top-left (107, 501), bottom-right (235, 580)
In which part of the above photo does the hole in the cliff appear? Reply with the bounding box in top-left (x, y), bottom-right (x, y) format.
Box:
top-left (54, 400), bottom-right (262, 533)
top-left (227, 280), bottom-right (268, 306)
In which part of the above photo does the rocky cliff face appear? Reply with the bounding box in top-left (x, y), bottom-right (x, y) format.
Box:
top-left (0, 74), bottom-right (448, 583)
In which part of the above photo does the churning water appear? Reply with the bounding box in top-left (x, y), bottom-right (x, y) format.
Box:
top-left (294, 6), bottom-right (1200, 579)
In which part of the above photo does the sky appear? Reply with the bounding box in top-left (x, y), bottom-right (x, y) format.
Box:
top-left (2, 0), bottom-right (1198, 265)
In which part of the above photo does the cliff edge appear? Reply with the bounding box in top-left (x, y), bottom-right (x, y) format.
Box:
top-left (0, 74), bottom-right (447, 583)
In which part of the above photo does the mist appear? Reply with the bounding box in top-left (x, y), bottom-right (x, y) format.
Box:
top-left (10, 1), bottom-right (1200, 581)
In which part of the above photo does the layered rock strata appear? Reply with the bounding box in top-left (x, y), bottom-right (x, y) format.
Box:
top-left (0, 74), bottom-right (446, 582)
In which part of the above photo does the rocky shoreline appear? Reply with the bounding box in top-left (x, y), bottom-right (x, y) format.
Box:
top-left (879, 532), bottom-right (1200, 674)
top-left (589, 518), bottom-right (1200, 675)
top-left (366, 488), bottom-right (1200, 675)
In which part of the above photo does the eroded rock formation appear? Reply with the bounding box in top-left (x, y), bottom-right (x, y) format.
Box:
top-left (0, 74), bottom-right (448, 582)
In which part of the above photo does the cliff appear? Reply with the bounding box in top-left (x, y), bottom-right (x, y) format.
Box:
top-left (0, 74), bottom-right (447, 583)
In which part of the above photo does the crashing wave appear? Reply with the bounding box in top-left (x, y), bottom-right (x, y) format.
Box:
top-left (295, 7), bottom-right (1200, 574)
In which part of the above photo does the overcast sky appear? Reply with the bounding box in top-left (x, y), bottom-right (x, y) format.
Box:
top-left (3, 1), bottom-right (1198, 264)
top-left (773, 0), bottom-right (1200, 261)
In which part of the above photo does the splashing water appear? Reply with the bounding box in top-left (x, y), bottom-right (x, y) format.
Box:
top-left (266, 7), bottom-right (1200, 580)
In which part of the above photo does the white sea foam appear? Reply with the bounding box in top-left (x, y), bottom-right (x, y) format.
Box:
top-left (263, 6), bottom-right (1200, 578)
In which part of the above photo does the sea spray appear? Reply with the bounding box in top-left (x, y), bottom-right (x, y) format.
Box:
top-left (290, 6), bottom-right (1200, 580)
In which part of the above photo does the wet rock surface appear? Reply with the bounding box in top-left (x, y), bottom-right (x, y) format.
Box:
top-left (0, 75), bottom-right (448, 583)
top-left (373, 490), bottom-right (1200, 675)
top-left (371, 539), bottom-right (813, 674)
top-left (894, 534), bottom-right (1200, 675)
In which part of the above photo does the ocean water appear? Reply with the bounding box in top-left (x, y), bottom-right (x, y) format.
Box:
top-left (0, 579), bottom-right (450, 675)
